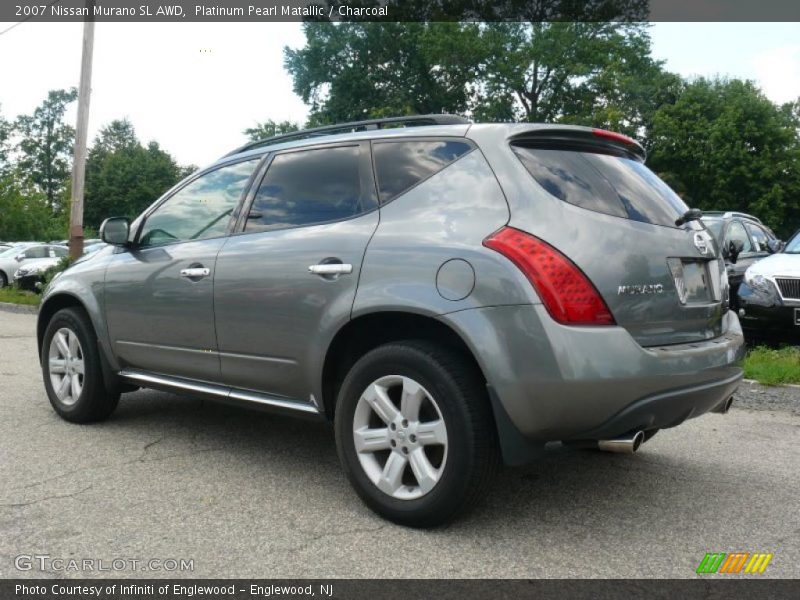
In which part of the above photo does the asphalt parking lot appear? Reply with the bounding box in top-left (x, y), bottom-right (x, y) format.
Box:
top-left (1, 308), bottom-right (799, 579)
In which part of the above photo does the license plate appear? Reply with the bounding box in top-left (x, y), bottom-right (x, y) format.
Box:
top-left (795, 308), bottom-right (800, 326)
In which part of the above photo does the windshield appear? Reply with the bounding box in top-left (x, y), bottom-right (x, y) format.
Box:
top-left (785, 233), bottom-right (800, 254)
top-left (0, 246), bottom-right (24, 258)
top-left (701, 218), bottom-right (724, 240)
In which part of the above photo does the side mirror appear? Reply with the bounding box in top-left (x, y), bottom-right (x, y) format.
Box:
top-left (728, 239), bottom-right (744, 264)
top-left (14, 253), bottom-right (25, 262)
top-left (100, 217), bottom-right (130, 246)
top-left (766, 239), bottom-right (783, 254)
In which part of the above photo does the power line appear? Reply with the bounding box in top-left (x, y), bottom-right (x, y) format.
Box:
top-left (0, 0), bottom-right (63, 37)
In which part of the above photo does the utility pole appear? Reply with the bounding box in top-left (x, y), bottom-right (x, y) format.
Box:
top-left (68, 0), bottom-right (95, 260)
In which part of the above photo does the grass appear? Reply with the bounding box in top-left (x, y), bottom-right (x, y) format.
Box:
top-left (744, 346), bottom-right (800, 386)
top-left (0, 286), bottom-right (40, 306)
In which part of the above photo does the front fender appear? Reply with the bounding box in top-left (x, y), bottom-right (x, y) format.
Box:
top-left (38, 251), bottom-right (116, 371)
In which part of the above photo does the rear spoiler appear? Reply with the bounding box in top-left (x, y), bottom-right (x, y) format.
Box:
top-left (509, 127), bottom-right (646, 162)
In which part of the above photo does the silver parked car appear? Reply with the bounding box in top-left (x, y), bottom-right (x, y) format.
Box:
top-left (0, 244), bottom-right (67, 288)
top-left (37, 116), bottom-right (744, 526)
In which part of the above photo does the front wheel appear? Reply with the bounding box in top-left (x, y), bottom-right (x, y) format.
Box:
top-left (334, 341), bottom-right (499, 527)
top-left (41, 308), bottom-right (119, 423)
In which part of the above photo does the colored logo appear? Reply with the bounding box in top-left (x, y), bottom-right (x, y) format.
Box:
top-left (696, 552), bottom-right (773, 574)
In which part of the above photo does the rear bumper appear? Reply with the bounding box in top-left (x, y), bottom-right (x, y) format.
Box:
top-left (441, 305), bottom-right (745, 457)
top-left (572, 370), bottom-right (740, 440)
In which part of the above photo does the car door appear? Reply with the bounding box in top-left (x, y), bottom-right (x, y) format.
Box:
top-left (214, 142), bottom-right (379, 401)
top-left (104, 157), bottom-right (262, 381)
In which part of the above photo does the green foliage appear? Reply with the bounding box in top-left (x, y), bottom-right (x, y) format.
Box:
top-left (284, 21), bottom-right (671, 136)
top-left (285, 22), bottom-right (480, 123)
top-left (243, 119), bottom-right (300, 142)
top-left (0, 104), bottom-right (11, 177)
top-left (0, 286), bottom-right (40, 306)
top-left (41, 255), bottom-right (73, 291)
top-left (83, 120), bottom-right (187, 229)
top-left (648, 78), bottom-right (800, 237)
top-left (744, 346), bottom-right (800, 386)
top-left (14, 88), bottom-right (78, 208)
top-left (0, 175), bottom-right (68, 241)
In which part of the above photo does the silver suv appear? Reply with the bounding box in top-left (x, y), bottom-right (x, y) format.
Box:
top-left (38, 115), bottom-right (744, 527)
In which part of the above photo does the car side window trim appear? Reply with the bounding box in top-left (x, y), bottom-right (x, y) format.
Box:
top-left (231, 141), bottom-right (378, 236)
top-left (369, 136), bottom-right (476, 206)
top-left (132, 154), bottom-right (269, 248)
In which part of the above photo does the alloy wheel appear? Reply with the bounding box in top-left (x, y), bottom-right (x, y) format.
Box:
top-left (352, 375), bottom-right (448, 500)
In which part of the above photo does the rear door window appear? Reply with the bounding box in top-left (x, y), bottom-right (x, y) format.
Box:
top-left (512, 145), bottom-right (689, 227)
top-left (246, 145), bottom-right (371, 232)
top-left (373, 140), bottom-right (473, 203)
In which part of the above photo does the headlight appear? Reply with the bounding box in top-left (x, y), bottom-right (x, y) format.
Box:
top-left (744, 270), bottom-right (772, 294)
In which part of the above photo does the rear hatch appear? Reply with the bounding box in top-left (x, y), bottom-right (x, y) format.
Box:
top-left (508, 128), bottom-right (727, 347)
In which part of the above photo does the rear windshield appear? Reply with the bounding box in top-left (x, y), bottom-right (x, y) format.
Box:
top-left (512, 145), bottom-right (689, 228)
top-left (701, 218), bottom-right (724, 240)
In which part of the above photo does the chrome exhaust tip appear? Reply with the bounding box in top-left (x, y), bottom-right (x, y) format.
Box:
top-left (712, 396), bottom-right (734, 414)
top-left (597, 430), bottom-right (645, 454)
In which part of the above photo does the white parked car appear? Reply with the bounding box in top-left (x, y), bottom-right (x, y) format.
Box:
top-left (738, 230), bottom-right (800, 335)
top-left (0, 244), bottom-right (68, 288)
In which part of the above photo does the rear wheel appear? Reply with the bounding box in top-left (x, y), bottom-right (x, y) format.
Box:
top-left (42, 308), bottom-right (119, 423)
top-left (335, 341), bottom-right (499, 527)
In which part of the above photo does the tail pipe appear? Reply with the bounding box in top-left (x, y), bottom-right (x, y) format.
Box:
top-left (597, 430), bottom-right (645, 454)
top-left (712, 396), bottom-right (734, 414)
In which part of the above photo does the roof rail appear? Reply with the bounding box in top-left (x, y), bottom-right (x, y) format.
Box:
top-left (703, 211), bottom-right (763, 225)
top-left (225, 114), bottom-right (471, 157)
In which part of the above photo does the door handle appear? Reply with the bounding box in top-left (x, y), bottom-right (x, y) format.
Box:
top-left (308, 263), bottom-right (353, 275)
top-left (180, 267), bottom-right (211, 279)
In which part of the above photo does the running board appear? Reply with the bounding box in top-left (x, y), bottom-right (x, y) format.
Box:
top-left (119, 370), bottom-right (322, 418)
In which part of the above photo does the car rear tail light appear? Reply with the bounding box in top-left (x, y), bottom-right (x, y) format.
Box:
top-left (483, 227), bottom-right (615, 326)
top-left (592, 128), bottom-right (635, 146)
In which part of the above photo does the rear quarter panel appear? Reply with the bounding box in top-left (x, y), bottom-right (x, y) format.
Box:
top-left (352, 148), bottom-right (535, 319)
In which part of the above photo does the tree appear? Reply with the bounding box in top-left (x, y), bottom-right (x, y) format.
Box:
top-left (285, 22), bottom-right (480, 124)
top-left (0, 105), bottom-right (12, 178)
top-left (14, 89), bottom-right (78, 209)
top-left (648, 78), bottom-right (800, 236)
top-left (0, 175), bottom-right (67, 241)
top-left (83, 120), bottom-right (187, 228)
top-left (243, 119), bottom-right (300, 142)
top-left (284, 21), bottom-right (672, 137)
top-left (466, 22), bottom-right (671, 130)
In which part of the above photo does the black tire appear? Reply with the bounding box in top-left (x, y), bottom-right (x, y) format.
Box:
top-left (0, 271), bottom-right (7, 288)
top-left (334, 340), bottom-right (499, 528)
top-left (41, 307), bottom-right (119, 423)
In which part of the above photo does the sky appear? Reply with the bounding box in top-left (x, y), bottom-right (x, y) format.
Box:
top-left (0, 22), bottom-right (799, 168)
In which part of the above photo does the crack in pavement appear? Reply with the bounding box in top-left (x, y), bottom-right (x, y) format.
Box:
top-left (0, 485), bottom-right (93, 508)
